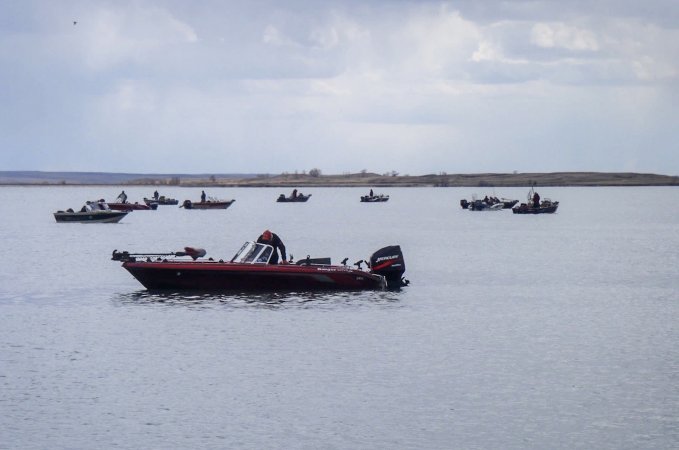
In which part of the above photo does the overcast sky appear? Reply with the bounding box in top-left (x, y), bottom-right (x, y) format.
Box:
top-left (1, 0), bottom-right (678, 175)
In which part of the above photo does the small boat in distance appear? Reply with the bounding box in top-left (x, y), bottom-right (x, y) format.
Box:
top-left (277, 189), bottom-right (311, 202)
top-left (361, 189), bottom-right (389, 202)
top-left (361, 194), bottom-right (389, 202)
top-left (460, 196), bottom-right (518, 210)
top-left (180, 198), bottom-right (235, 209)
top-left (144, 194), bottom-right (178, 206)
top-left (106, 191), bottom-right (157, 211)
top-left (107, 200), bottom-right (157, 211)
top-left (112, 241), bottom-right (408, 291)
top-left (512, 187), bottom-right (559, 214)
top-left (54, 201), bottom-right (128, 223)
top-left (463, 199), bottom-right (504, 211)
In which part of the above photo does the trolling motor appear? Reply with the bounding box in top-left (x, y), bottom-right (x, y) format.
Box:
top-left (112, 247), bottom-right (206, 262)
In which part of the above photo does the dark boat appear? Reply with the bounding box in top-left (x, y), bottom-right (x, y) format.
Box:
top-left (144, 196), bottom-right (178, 206)
top-left (460, 197), bottom-right (518, 210)
top-left (277, 193), bottom-right (311, 202)
top-left (461, 199), bottom-right (503, 211)
top-left (512, 200), bottom-right (559, 214)
top-left (512, 187), bottom-right (559, 214)
top-left (54, 201), bottom-right (128, 223)
top-left (361, 194), bottom-right (389, 202)
top-left (181, 199), bottom-right (235, 209)
top-left (112, 241), bottom-right (408, 291)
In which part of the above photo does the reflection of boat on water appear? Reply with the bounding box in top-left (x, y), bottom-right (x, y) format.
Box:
top-left (112, 241), bottom-right (408, 291)
top-left (361, 194), bottom-right (389, 202)
top-left (277, 192), bottom-right (311, 202)
top-left (512, 187), bottom-right (559, 214)
top-left (54, 201), bottom-right (129, 223)
top-left (144, 196), bottom-right (178, 206)
top-left (115, 289), bottom-right (387, 308)
top-left (460, 196), bottom-right (518, 210)
top-left (180, 198), bottom-right (235, 209)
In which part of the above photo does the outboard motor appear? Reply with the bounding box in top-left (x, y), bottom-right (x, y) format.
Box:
top-left (369, 245), bottom-right (407, 289)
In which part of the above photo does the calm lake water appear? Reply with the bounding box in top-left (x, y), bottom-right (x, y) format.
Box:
top-left (1, 186), bottom-right (677, 449)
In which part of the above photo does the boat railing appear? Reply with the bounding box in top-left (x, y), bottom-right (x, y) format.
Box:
top-left (230, 241), bottom-right (273, 264)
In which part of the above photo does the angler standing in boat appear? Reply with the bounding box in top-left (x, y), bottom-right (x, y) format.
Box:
top-left (533, 191), bottom-right (540, 207)
top-left (256, 230), bottom-right (287, 264)
top-left (201, 190), bottom-right (206, 202)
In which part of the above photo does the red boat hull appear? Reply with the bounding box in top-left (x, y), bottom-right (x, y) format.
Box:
top-left (122, 260), bottom-right (386, 291)
top-left (108, 202), bottom-right (156, 211)
top-left (181, 200), bottom-right (235, 209)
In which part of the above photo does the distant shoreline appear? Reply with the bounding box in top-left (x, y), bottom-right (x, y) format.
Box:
top-left (0, 171), bottom-right (677, 187)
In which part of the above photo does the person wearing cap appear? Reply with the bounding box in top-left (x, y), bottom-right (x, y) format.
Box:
top-left (256, 230), bottom-right (287, 264)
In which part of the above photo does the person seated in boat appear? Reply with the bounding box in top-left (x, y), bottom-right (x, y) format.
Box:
top-left (201, 190), bottom-right (206, 202)
top-left (256, 230), bottom-right (287, 264)
top-left (117, 190), bottom-right (127, 203)
top-left (533, 191), bottom-right (540, 207)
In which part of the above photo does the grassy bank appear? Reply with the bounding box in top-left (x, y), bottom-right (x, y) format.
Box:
top-left (1, 171), bottom-right (677, 187)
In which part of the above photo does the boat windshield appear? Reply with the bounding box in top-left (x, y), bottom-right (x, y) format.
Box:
top-left (230, 241), bottom-right (273, 264)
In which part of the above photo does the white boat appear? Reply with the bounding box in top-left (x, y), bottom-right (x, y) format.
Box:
top-left (54, 201), bottom-right (129, 223)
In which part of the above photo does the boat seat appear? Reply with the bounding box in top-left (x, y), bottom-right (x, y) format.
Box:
top-left (296, 257), bottom-right (332, 266)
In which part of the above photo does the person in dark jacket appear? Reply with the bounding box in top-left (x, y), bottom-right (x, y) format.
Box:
top-left (532, 191), bottom-right (540, 208)
top-left (201, 190), bottom-right (206, 202)
top-left (256, 230), bottom-right (287, 264)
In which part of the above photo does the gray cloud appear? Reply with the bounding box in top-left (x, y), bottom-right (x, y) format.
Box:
top-left (0, 0), bottom-right (677, 174)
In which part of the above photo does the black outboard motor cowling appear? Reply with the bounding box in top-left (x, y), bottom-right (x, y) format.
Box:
top-left (370, 245), bottom-right (407, 289)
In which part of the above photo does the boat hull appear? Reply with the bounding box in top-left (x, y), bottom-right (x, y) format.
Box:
top-left (277, 195), bottom-right (311, 202)
top-left (181, 200), bottom-right (235, 209)
top-left (144, 197), bottom-right (178, 206)
top-left (512, 202), bottom-right (559, 214)
top-left (461, 199), bottom-right (518, 209)
top-left (108, 202), bottom-right (157, 211)
top-left (360, 196), bottom-right (389, 202)
top-left (122, 261), bottom-right (386, 291)
top-left (54, 211), bottom-right (128, 223)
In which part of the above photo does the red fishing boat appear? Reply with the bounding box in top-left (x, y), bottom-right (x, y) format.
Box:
top-left (112, 242), bottom-right (407, 291)
top-left (107, 201), bottom-right (157, 211)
